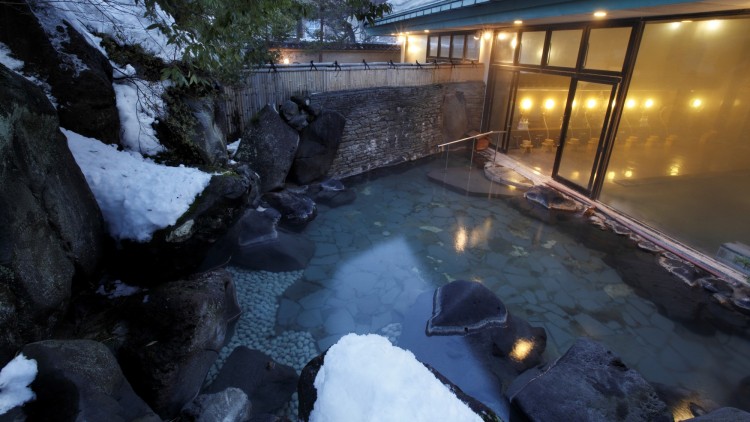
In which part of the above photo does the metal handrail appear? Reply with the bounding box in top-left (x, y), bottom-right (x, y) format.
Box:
top-left (437, 130), bottom-right (505, 148)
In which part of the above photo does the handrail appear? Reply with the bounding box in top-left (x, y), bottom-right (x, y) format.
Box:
top-left (437, 130), bottom-right (505, 148)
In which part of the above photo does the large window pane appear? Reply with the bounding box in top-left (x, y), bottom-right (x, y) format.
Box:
top-left (487, 69), bottom-right (515, 133)
top-left (507, 72), bottom-right (572, 175)
top-left (451, 35), bottom-right (465, 59)
top-left (585, 27), bottom-right (631, 71)
top-left (465, 36), bottom-right (480, 61)
top-left (557, 81), bottom-right (614, 188)
top-left (493, 31), bottom-right (517, 63)
top-left (428, 35), bottom-right (439, 57)
top-left (600, 18), bottom-right (750, 255)
top-left (548, 29), bottom-right (582, 68)
top-left (439, 35), bottom-right (451, 58)
top-left (519, 31), bottom-right (546, 65)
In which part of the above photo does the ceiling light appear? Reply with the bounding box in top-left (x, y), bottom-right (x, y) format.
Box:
top-left (593, 11), bottom-right (607, 18)
top-left (514, 20), bottom-right (523, 25)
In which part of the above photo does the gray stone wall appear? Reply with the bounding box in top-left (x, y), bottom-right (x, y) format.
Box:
top-left (310, 81), bottom-right (485, 178)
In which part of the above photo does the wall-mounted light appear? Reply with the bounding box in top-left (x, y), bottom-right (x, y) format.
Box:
top-left (586, 98), bottom-right (597, 109)
top-left (282, 58), bottom-right (290, 65)
top-left (424, 29), bottom-right (430, 33)
top-left (544, 99), bottom-right (555, 110)
top-left (625, 99), bottom-right (637, 109)
top-left (510, 37), bottom-right (518, 49)
top-left (691, 98), bottom-right (703, 109)
top-left (670, 22), bottom-right (681, 30)
top-left (593, 10), bottom-right (607, 18)
top-left (483, 31), bottom-right (492, 41)
top-left (520, 98), bottom-right (533, 111)
top-left (513, 20), bottom-right (523, 25)
top-left (644, 98), bottom-right (654, 109)
top-left (397, 35), bottom-right (406, 44)
top-left (497, 32), bottom-right (507, 40)
top-left (706, 20), bottom-right (721, 30)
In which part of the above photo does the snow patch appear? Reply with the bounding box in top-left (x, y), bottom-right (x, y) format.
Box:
top-left (310, 334), bottom-right (482, 422)
top-left (113, 78), bottom-right (166, 155)
top-left (0, 354), bottom-right (37, 415)
top-left (63, 129), bottom-right (212, 242)
top-left (0, 42), bottom-right (24, 71)
top-left (96, 280), bottom-right (141, 298)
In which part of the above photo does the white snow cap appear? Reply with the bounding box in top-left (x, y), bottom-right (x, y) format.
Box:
top-left (0, 354), bottom-right (38, 415)
top-left (63, 129), bottom-right (212, 242)
top-left (310, 334), bottom-right (482, 422)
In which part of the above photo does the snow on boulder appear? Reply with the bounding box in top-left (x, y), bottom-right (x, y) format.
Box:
top-left (0, 354), bottom-right (37, 415)
top-left (64, 129), bottom-right (212, 242)
top-left (309, 334), bottom-right (483, 422)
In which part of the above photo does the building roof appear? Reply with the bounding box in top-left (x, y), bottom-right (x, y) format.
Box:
top-left (269, 41), bottom-right (400, 51)
top-left (366, 0), bottom-right (750, 34)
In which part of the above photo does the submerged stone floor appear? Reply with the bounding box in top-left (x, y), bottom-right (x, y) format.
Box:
top-left (212, 156), bottom-right (750, 418)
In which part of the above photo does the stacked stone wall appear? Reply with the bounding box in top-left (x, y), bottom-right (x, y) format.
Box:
top-left (310, 81), bottom-right (485, 178)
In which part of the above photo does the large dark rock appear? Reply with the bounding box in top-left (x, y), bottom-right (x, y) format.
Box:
top-left (113, 167), bottom-right (253, 283)
top-left (206, 347), bottom-right (298, 416)
top-left (0, 0), bottom-right (120, 144)
top-left (685, 407), bottom-right (750, 421)
top-left (0, 64), bottom-right (105, 364)
top-left (236, 105), bottom-right (299, 193)
top-left (118, 269), bottom-right (241, 419)
top-left (183, 96), bottom-right (228, 167)
top-left (442, 89), bottom-right (469, 143)
top-left (309, 180), bottom-right (357, 207)
top-left (212, 207), bottom-right (316, 272)
top-left (289, 110), bottom-right (346, 185)
top-left (524, 185), bottom-right (579, 212)
top-left (261, 190), bottom-right (317, 231)
top-left (181, 387), bottom-right (251, 422)
top-left (399, 282), bottom-right (545, 417)
top-left (509, 337), bottom-right (672, 422)
top-left (21, 339), bottom-right (160, 422)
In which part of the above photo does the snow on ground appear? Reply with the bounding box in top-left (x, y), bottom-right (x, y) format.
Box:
top-left (0, 354), bottom-right (37, 415)
top-left (0, 42), bottom-right (23, 71)
top-left (63, 129), bottom-right (212, 242)
top-left (310, 334), bottom-right (482, 422)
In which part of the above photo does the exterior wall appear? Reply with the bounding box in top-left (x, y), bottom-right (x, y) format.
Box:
top-left (277, 48), bottom-right (400, 65)
top-left (310, 81), bottom-right (485, 178)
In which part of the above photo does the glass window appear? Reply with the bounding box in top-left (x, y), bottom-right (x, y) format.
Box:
top-left (439, 35), bottom-right (451, 58)
top-left (585, 27), bottom-right (631, 71)
top-left (519, 31), bottom-right (546, 65)
top-left (451, 35), bottom-right (465, 59)
top-left (507, 72), bottom-right (572, 175)
top-left (493, 31), bottom-right (517, 63)
top-left (548, 29), bottom-right (582, 68)
top-left (465, 36), bottom-right (480, 61)
top-left (428, 35), bottom-right (439, 57)
top-left (600, 18), bottom-right (750, 255)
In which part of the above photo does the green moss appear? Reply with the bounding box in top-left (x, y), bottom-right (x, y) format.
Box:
top-left (97, 34), bottom-right (165, 81)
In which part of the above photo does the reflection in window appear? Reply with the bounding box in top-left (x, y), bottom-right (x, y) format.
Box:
top-left (428, 35), bottom-right (439, 57)
top-left (439, 35), bottom-right (451, 58)
top-left (493, 31), bottom-right (517, 63)
top-left (519, 31), bottom-right (546, 65)
top-left (548, 29), bottom-right (582, 68)
top-left (600, 18), bottom-right (750, 254)
top-left (465, 36), bottom-right (480, 60)
top-left (585, 27), bottom-right (631, 71)
top-left (451, 35), bottom-right (466, 59)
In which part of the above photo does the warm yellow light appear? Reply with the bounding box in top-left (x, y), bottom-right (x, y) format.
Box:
top-left (454, 226), bottom-right (467, 253)
top-left (571, 171), bottom-right (580, 179)
top-left (520, 98), bottom-right (533, 111)
top-left (497, 32), bottom-right (508, 40)
top-left (706, 20), bottom-right (721, 30)
top-left (670, 22), bottom-right (681, 30)
top-left (644, 98), bottom-right (654, 108)
top-left (483, 31), bottom-right (492, 40)
top-left (691, 98), bottom-right (703, 108)
top-left (544, 99), bottom-right (555, 110)
top-left (514, 20), bottom-right (523, 25)
top-left (510, 37), bottom-right (518, 48)
top-left (282, 58), bottom-right (290, 65)
top-left (625, 99), bottom-right (637, 109)
top-left (586, 99), bottom-right (597, 109)
top-left (669, 165), bottom-right (680, 176)
top-left (607, 171), bottom-right (616, 181)
top-left (397, 35), bottom-right (406, 44)
top-left (593, 10), bottom-right (607, 18)
top-left (424, 29), bottom-right (430, 33)
top-left (510, 339), bottom-right (534, 361)
top-left (572, 99), bottom-right (577, 108)
top-left (624, 170), bottom-right (633, 178)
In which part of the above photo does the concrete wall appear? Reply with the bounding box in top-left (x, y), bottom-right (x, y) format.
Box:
top-left (310, 81), bottom-right (485, 178)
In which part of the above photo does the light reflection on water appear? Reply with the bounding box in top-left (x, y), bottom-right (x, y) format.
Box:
top-left (269, 156), bottom-right (750, 416)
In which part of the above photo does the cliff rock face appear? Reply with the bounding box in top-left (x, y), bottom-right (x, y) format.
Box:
top-left (0, 0), bottom-right (121, 144)
top-left (0, 64), bottom-right (105, 364)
